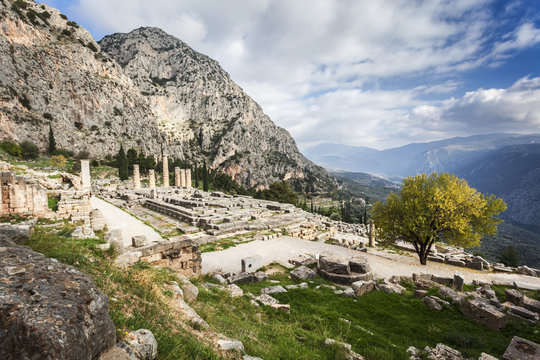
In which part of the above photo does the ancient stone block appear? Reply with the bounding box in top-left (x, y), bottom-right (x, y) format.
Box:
top-left (290, 265), bottom-right (316, 281)
top-left (349, 257), bottom-right (371, 274)
top-left (148, 169), bottom-right (156, 188)
top-left (80, 159), bottom-right (91, 190)
top-left (506, 289), bottom-right (525, 307)
top-left (319, 256), bottom-right (350, 275)
top-left (132, 235), bottom-right (148, 248)
top-left (453, 271), bottom-right (464, 291)
top-left (133, 164), bottom-right (140, 189)
top-left (185, 169), bottom-right (192, 188)
top-left (241, 255), bottom-right (262, 273)
top-left (162, 156), bottom-right (169, 187)
top-left (352, 280), bottom-right (374, 296)
top-left (459, 299), bottom-right (506, 330)
top-left (503, 336), bottom-right (540, 360)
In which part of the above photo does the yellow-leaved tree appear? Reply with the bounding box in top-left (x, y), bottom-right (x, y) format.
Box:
top-left (371, 173), bottom-right (507, 265)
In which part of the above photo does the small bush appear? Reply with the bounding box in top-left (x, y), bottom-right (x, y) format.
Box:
top-left (66, 20), bottom-right (78, 27)
top-left (0, 141), bottom-right (22, 157)
top-left (20, 141), bottom-right (40, 159)
top-left (61, 29), bottom-right (71, 37)
top-left (104, 121), bottom-right (112, 127)
top-left (74, 121), bottom-right (83, 130)
top-left (113, 107), bottom-right (123, 116)
top-left (47, 195), bottom-right (60, 212)
top-left (43, 112), bottom-right (53, 120)
top-left (90, 125), bottom-right (99, 131)
top-left (52, 148), bottom-right (73, 158)
top-left (51, 154), bottom-right (67, 167)
top-left (60, 14), bottom-right (67, 20)
top-left (87, 42), bottom-right (98, 52)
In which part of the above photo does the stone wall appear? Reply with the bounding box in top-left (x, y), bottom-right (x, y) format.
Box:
top-left (55, 190), bottom-right (91, 223)
top-left (0, 172), bottom-right (50, 218)
top-left (137, 239), bottom-right (202, 277)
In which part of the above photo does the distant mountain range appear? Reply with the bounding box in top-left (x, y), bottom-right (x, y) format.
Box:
top-left (304, 134), bottom-right (540, 178)
top-left (305, 134), bottom-right (540, 266)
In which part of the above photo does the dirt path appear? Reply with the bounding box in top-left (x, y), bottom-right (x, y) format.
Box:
top-left (202, 236), bottom-right (540, 286)
top-left (90, 197), bottom-right (164, 247)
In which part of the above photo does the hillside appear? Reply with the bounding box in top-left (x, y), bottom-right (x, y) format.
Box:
top-left (99, 27), bottom-right (331, 188)
top-left (0, 0), bottom-right (331, 189)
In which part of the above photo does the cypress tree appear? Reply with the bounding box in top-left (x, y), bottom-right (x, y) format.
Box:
top-left (48, 125), bottom-right (56, 154)
top-left (202, 160), bottom-right (209, 191)
top-left (117, 144), bottom-right (128, 180)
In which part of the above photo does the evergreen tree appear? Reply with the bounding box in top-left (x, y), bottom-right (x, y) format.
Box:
top-left (202, 160), bottom-right (209, 191)
top-left (48, 125), bottom-right (56, 154)
top-left (310, 200), bottom-right (314, 213)
top-left (117, 144), bottom-right (128, 181)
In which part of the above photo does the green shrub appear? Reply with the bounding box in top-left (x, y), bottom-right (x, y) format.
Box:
top-left (0, 141), bottom-right (22, 157)
top-left (61, 29), bottom-right (71, 37)
top-left (60, 14), bottom-right (67, 20)
top-left (52, 148), bottom-right (73, 158)
top-left (20, 141), bottom-right (39, 159)
top-left (74, 121), bottom-right (83, 130)
top-left (19, 95), bottom-right (31, 110)
top-left (43, 112), bottom-right (53, 120)
top-left (87, 42), bottom-right (98, 52)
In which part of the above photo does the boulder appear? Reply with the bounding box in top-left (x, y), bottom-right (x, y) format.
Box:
top-left (255, 294), bottom-right (279, 306)
top-left (505, 289), bottom-right (524, 307)
top-left (213, 274), bottom-right (227, 285)
top-left (503, 336), bottom-right (540, 360)
top-left (270, 304), bottom-right (291, 313)
top-left (180, 281), bottom-right (199, 304)
top-left (98, 345), bottom-right (131, 360)
top-left (126, 329), bottom-right (158, 360)
top-left (290, 265), bottom-right (316, 281)
top-left (260, 285), bottom-right (287, 295)
top-left (285, 283), bottom-right (308, 290)
top-left (90, 209), bottom-right (106, 231)
top-left (0, 236), bottom-right (116, 360)
top-left (343, 287), bottom-right (356, 298)
top-left (253, 271), bottom-right (268, 283)
top-left (72, 225), bottom-right (98, 239)
top-left (508, 306), bottom-right (539, 321)
top-left (0, 223), bottom-right (33, 242)
top-left (379, 282), bottom-right (405, 295)
top-left (224, 284), bottom-right (243, 297)
top-left (477, 353), bottom-right (498, 360)
top-left (459, 299), bottom-right (506, 330)
top-left (523, 296), bottom-right (540, 314)
top-left (131, 235), bottom-right (148, 248)
top-left (432, 275), bottom-right (453, 286)
top-left (453, 271), bottom-right (464, 291)
top-left (319, 256), bottom-right (350, 274)
top-left (217, 339), bottom-right (244, 351)
top-left (349, 257), bottom-right (371, 274)
top-left (414, 289), bottom-right (427, 298)
top-left (517, 266), bottom-right (537, 277)
top-left (229, 272), bottom-right (257, 284)
top-left (105, 229), bottom-right (124, 252)
top-left (352, 280), bottom-right (375, 297)
top-left (425, 343), bottom-right (464, 360)
top-left (438, 286), bottom-right (464, 304)
top-left (422, 296), bottom-right (443, 311)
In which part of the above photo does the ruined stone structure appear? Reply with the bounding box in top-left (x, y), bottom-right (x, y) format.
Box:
top-left (174, 167), bottom-right (181, 187)
top-left (185, 169), bottom-right (192, 188)
top-left (368, 220), bottom-right (375, 247)
top-left (56, 190), bottom-right (91, 223)
top-left (0, 172), bottom-right (49, 218)
top-left (80, 160), bottom-right (91, 190)
top-left (180, 169), bottom-right (186, 187)
top-left (148, 169), bottom-right (156, 188)
top-left (133, 165), bottom-right (140, 190)
top-left (138, 238), bottom-right (202, 276)
top-left (162, 156), bottom-right (169, 187)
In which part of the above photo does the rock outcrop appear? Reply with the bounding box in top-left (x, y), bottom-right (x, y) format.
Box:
top-left (0, 235), bottom-right (116, 359)
top-left (99, 27), bottom-right (330, 187)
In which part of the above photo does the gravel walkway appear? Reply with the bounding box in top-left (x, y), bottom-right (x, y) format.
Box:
top-left (202, 236), bottom-right (540, 286)
top-left (90, 197), bottom-right (164, 247)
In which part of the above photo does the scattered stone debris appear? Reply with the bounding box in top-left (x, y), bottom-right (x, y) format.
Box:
top-left (318, 255), bottom-right (373, 285)
top-left (324, 338), bottom-right (365, 359)
top-left (290, 265), bottom-right (316, 281)
top-left (125, 329), bottom-right (158, 360)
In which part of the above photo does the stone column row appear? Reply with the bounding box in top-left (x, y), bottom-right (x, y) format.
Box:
top-left (131, 164), bottom-right (192, 189)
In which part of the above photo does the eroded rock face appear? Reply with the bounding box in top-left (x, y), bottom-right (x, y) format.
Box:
top-left (0, 236), bottom-right (115, 360)
top-left (99, 27), bottom-right (330, 188)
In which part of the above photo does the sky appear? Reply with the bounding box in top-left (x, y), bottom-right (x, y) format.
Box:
top-left (39, 0), bottom-right (540, 150)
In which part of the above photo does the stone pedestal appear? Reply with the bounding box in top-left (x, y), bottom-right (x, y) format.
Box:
top-left (80, 160), bottom-right (91, 190)
top-left (148, 169), bottom-right (156, 189)
top-left (133, 165), bottom-right (140, 190)
top-left (185, 169), bottom-right (192, 188)
top-left (162, 156), bottom-right (169, 187)
top-left (180, 169), bottom-right (186, 187)
top-left (174, 167), bottom-right (181, 187)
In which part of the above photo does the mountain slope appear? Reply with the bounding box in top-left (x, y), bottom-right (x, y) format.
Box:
top-left (305, 134), bottom-right (540, 177)
top-left (99, 27), bottom-right (330, 188)
top-left (0, 0), bottom-right (165, 157)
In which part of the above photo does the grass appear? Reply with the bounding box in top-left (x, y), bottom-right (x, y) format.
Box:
top-left (193, 266), bottom-right (540, 360)
top-left (19, 223), bottom-right (223, 360)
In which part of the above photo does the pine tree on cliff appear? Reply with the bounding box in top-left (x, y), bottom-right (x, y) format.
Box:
top-left (203, 160), bottom-right (209, 191)
top-left (48, 125), bottom-right (56, 154)
top-left (117, 145), bottom-right (129, 181)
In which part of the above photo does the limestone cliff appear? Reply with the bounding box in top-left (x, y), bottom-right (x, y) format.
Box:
top-left (0, 0), bottom-right (165, 157)
top-left (99, 27), bottom-right (330, 187)
top-left (0, 0), bottom-right (331, 188)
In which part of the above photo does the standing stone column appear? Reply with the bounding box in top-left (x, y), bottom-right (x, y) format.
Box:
top-left (174, 167), bottom-right (181, 187)
top-left (368, 219), bottom-right (375, 247)
top-left (162, 156), bottom-right (169, 187)
top-left (185, 169), bottom-right (192, 188)
top-left (180, 169), bottom-right (186, 187)
top-left (148, 169), bottom-right (156, 188)
top-left (133, 164), bottom-right (140, 190)
top-left (80, 160), bottom-right (91, 190)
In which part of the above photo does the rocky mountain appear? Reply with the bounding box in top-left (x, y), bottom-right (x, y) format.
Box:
top-left (454, 144), bottom-right (540, 227)
top-left (99, 27), bottom-right (329, 188)
top-left (0, 0), bottom-right (165, 157)
top-left (0, 0), bottom-right (330, 188)
top-left (305, 134), bottom-right (540, 178)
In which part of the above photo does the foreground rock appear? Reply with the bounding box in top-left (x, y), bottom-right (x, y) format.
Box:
top-left (0, 236), bottom-right (116, 359)
top-left (125, 329), bottom-right (158, 360)
top-left (503, 336), bottom-right (540, 360)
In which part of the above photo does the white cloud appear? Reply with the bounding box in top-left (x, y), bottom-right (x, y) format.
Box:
top-left (41, 0), bottom-right (540, 149)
